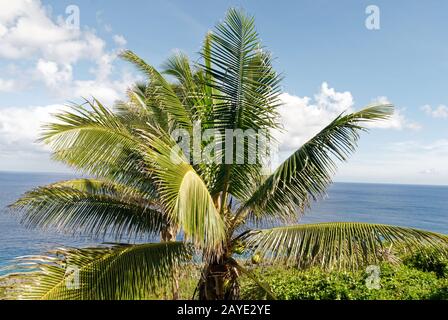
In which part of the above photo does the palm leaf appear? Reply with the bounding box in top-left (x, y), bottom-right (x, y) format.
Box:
top-left (241, 222), bottom-right (448, 269)
top-left (120, 50), bottom-right (192, 130)
top-left (116, 82), bottom-right (168, 130)
top-left (1, 242), bottom-right (191, 300)
top-left (11, 179), bottom-right (166, 240)
top-left (240, 105), bottom-right (393, 223)
top-left (41, 99), bottom-right (148, 180)
top-left (200, 8), bottom-right (283, 205)
top-left (139, 129), bottom-right (226, 253)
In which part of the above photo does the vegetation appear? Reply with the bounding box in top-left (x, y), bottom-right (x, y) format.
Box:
top-left (242, 249), bottom-right (448, 300)
top-left (240, 264), bottom-right (448, 300)
top-left (1, 8), bottom-right (448, 300)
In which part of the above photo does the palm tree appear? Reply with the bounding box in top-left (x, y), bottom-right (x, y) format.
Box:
top-left (2, 8), bottom-right (447, 300)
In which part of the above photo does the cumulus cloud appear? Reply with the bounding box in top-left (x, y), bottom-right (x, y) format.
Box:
top-left (36, 59), bottom-right (73, 88)
top-left (421, 104), bottom-right (448, 119)
top-left (0, 0), bottom-right (140, 171)
top-left (0, 0), bottom-right (136, 101)
top-left (34, 55), bottom-right (135, 105)
top-left (0, 104), bottom-right (68, 155)
top-left (0, 104), bottom-right (70, 172)
top-left (274, 83), bottom-right (419, 155)
top-left (0, 0), bottom-right (104, 63)
top-left (364, 96), bottom-right (421, 130)
top-left (113, 34), bottom-right (127, 47)
top-left (274, 83), bottom-right (352, 153)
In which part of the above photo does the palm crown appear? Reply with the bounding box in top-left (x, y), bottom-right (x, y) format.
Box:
top-left (2, 9), bottom-right (447, 300)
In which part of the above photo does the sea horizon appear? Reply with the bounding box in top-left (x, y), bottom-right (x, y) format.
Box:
top-left (1, 170), bottom-right (447, 188)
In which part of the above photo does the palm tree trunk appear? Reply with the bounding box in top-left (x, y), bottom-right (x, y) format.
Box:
top-left (197, 256), bottom-right (240, 300)
top-left (161, 224), bottom-right (179, 300)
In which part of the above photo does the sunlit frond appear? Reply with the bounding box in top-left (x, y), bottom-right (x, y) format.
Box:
top-left (11, 179), bottom-right (166, 240)
top-left (138, 129), bottom-right (226, 252)
top-left (240, 105), bottom-right (393, 223)
top-left (40, 99), bottom-right (148, 180)
top-left (1, 242), bottom-right (191, 300)
top-left (241, 222), bottom-right (448, 269)
top-left (199, 8), bottom-right (283, 203)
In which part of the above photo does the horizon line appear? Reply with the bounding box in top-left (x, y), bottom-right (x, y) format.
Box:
top-left (0, 170), bottom-right (447, 188)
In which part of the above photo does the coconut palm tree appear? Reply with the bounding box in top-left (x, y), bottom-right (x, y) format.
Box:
top-left (1, 8), bottom-right (447, 300)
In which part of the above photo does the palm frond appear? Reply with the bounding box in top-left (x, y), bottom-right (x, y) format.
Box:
top-left (115, 82), bottom-right (167, 129)
top-left (139, 129), bottom-right (226, 253)
top-left (41, 99), bottom-right (148, 180)
top-left (240, 105), bottom-right (393, 223)
top-left (10, 179), bottom-right (166, 240)
top-left (241, 222), bottom-right (448, 269)
top-left (202, 8), bottom-right (282, 132)
top-left (199, 9), bottom-right (283, 204)
top-left (1, 242), bottom-right (191, 300)
top-left (119, 50), bottom-right (192, 130)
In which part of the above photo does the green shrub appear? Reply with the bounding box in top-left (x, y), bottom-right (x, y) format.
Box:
top-left (402, 248), bottom-right (448, 278)
top-left (240, 263), bottom-right (448, 300)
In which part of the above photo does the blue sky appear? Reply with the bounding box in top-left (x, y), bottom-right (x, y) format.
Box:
top-left (1, 0), bottom-right (448, 185)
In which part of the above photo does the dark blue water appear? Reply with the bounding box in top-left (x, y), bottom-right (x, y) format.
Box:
top-left (0, 172), bottom-right (102, 274)
top-left (301, 182), bottom-right (448, 234)
top-left (0, 172), bottom-right (447, 274)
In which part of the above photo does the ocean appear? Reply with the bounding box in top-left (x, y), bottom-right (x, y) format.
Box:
top-left (0, 171), bottom-right (447, 273)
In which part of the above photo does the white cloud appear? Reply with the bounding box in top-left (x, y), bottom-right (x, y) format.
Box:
top-left (275, 83), bottom-right (419, 155)
top-left (421, 104), bottom-right (448, 119)
top-left (0, 104), bottom-right (68, 155)
top-left (0, 0), bottom-right (104, 63)
top-left (389, 139), bottom-right (448, 154)
top-left (0, 0), bottom-right (135, 101)
top-left (36, 59), bottom-right (73, 88)
top-left (0, 0), bottom-right (139, 172)
top-left (113, 34), bottom-right (127, 47)
top-left (0, 104), bottom-right (69, 172)
top-left (419, 168), bottom-right (437, 175)
top-left (0, 78), bottom-right (15, 92)
top-left (70, 72), bottom-right (136, 105)
top-left (365, 96), bottom-right (421, 130)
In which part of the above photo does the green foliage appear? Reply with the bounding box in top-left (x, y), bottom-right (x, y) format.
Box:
top-left (403, 248), bottom-right (448, 278)
top-left (1, 242), bottom-right (192, 300)
top-left (144, 263), bottom-right (202, 300)
top-left (240, 263), bottom-right (448, 300)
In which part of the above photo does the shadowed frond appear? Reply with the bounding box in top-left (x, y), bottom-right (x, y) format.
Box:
top-left (240, 105), bottom-right (394, 223)
top-left (10, 179), bottom-right (167, 240)
top-left (241, 222), bottom-right (448, 269)
top-left (120, 50), bottom-right (192, 130)
top-left (0, 242), bottom-right (191, 300)
top-left (162, 51), bottom-right (212, 124)
top-left (115, 82), bottom-right (168, 130)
